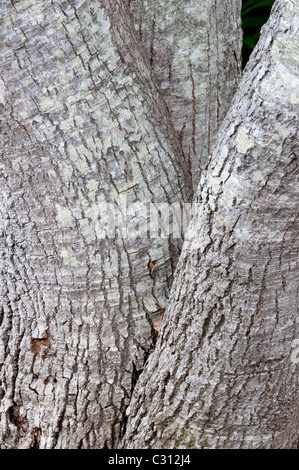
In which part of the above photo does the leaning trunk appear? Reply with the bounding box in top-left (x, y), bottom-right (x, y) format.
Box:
top-left (123, 0), bottom-right (299, 449)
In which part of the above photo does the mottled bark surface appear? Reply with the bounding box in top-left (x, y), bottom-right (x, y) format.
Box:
top-left (0, 0), bottom-right (191, 448)
top-left (123, 0), bottom-right (299, 449)
top-left (128, 0), bottom-right (243, 190)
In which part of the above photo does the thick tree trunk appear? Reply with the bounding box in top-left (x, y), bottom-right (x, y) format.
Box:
top-left (123, 0), bottom-right (299, 449)
top-left (127, 0), bottom-right (243, 190)
top-left (0, 0), bottom-right (192, 448)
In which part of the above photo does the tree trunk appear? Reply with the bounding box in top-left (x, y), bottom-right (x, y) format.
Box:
top-left (0, 0), bottom-right (193, 449)
top-left (127, 0), bottom-right (243, 190)
top-left (122, 0), bottom-right (299, 449)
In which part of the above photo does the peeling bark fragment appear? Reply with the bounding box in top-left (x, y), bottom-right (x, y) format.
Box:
top-left (9, 406), bottom-right (29, 434)
top-left (28, 427), bottom-right (42, 450)
top-left (31, 332), bottom-right (51, 356)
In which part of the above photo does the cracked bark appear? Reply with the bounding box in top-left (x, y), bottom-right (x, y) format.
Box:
top-left (122, 0), bottom-right (299, 449)
top-left (127, 0), bottom-right (243, 190)
top-left (0, 0), bottom-right (192, 448)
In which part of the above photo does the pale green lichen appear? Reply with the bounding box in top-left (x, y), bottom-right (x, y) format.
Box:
top-left (176, 429), bottom-right (197, 449)
top-left (11, 60), bottom-right (20, 70)
top-left (273, 36), bottom-right (299, 72)
top-left (217, 215), bottom-right (229, 227)
top-left (40, 97), bottom-right (61, 112)
top-left (56, 207), bottom-right (74, 227)
top-left (87, 179), bottom-right (99, 202)
top-left (60, 118), bottom-right (74, 132)
top-left (54, 49), bottom-right (64, 59)
top-left (85, 203), bottom-right (100, 224)
top-left (12, 157), bottom-right (29, 171)
top-left (15, 0), bottom-right (30, 11)
top-left (236, 129), bottom-right (255, 154)
top-left (60, 248), bottom-right (78, 266)
top-left (47, 169), bottom-right (56, 178)
top-left (251, 170), bottom-right (265, 184)
top-left (68, 145), bottom-right (90, 175)
top-left (74, 115), bottom-right (85, 128)
top-left (280, 128), bottom-right (291, 137)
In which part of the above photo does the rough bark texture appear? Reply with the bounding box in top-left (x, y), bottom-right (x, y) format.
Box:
top-left (127, 0), bottom-right (243, 190)
top-left (0, 0), bottom-right (192, 448)
top-left (123, 0), bottom-right (299, 449)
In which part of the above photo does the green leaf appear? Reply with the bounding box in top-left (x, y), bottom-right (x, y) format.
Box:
top-left (252, 32), bottom-right (262, 40)
top-left (242, 0), bottom-right (274, 17)
top-left (241, 0), bottom-right (275, 68)
top-left (243, 37), bottom-right (256, 49)
top-left (242, 16), bottom-right (270, 28)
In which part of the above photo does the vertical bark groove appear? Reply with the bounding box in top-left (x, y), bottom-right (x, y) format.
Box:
top-left (128, 0), bottom-right (243, 190)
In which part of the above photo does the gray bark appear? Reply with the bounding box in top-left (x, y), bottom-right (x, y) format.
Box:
top-left (0, 0), bottom-right (192, 449)
top-left (123, 0), bottom-right (299, 449)
top-left (127, 0), bottom-right (243, 190)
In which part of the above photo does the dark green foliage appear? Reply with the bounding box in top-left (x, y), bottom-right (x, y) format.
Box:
top-left (242, 0), bottom-right (275, 67)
